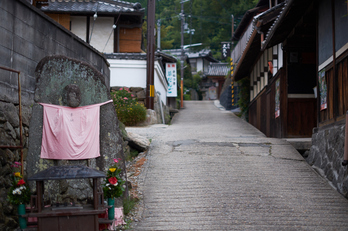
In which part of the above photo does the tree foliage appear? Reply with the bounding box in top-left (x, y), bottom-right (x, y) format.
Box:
top-left (132, 0), bottom-right (258, 60)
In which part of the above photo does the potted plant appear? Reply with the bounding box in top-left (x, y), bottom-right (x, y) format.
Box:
top-left (103, 158), bottom-right (125, 220)
top-left (7, 162), bottom-right (31, 229)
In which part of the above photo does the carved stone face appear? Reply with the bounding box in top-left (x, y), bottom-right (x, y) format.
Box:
top-left (65, 84), bottom-right (81, 108)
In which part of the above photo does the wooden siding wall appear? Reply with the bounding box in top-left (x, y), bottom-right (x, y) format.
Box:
top-left (249, 67), bottom-right (316, 138)
top-left (119, 27), bottom-right (142, 53)
top-left (287, 98), bottom-right (317, 137)
top-left (249, 70), bottom-right (285, 138)
top-left (45, 13), bottom-right (70, 30)
top-left (319, 53), bottom-right (348, 125)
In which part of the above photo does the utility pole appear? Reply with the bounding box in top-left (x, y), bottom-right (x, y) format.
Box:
top-left (180, 1), bottom-right (185, 108)
top-left (146, 0), bottom-right (156, 109)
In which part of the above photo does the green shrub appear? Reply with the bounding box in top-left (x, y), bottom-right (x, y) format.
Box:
top-left (111, 88), bottom-right (147, 126)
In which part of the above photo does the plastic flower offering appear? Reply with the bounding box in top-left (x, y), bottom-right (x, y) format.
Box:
top-left (103, 158), bottom-right (125, 199)
top-left (7, 163), bottom-right (31, 205)
top-left (108, 177), bottom-right (118, 186)
top-left (14, 172), bottom-right (21, 177)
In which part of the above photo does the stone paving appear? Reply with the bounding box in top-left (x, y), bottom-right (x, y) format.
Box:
top-left (126, 101), bottom-right (348, 230)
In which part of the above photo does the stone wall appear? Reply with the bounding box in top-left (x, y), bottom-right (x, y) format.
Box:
top-left (0, 1), bottom-right (110, 230)
top-left (306, 123), bottom-right (348, 198)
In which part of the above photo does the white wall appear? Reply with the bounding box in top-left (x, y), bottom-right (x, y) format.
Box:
top-left (108, 59), bottom-right (168, 105)
top-left (154, 62), bottom-right (168, 105)
top-left (71, 16), bottom-right (114, 53)
top-left (203, 59), bottom-right (210, 73)
top-left (71, 16), bottom-right (86, 41)
top-left (196, 58), bottom-right (203, 73)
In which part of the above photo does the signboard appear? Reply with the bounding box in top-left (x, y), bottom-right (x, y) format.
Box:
top-left (166, 63), bottom-right (177, 97)
top-left (221, 42), bottom-right (231, 59)
top-left (318, 69), bottom-right (327, 110)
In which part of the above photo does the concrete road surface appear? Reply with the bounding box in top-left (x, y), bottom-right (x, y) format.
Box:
top-left (127, 101), bottom-right (348, 230)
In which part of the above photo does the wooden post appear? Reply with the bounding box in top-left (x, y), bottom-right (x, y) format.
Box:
top-left (36, 181), bottom-right (43, 213)
top-left (93, 178), bottom-right (98, 210)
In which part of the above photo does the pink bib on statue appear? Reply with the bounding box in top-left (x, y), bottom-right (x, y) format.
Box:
top-left (39, 100), bottom-right (112, 160)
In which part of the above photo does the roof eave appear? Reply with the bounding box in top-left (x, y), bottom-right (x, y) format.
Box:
top-left (261, 0), bottom-right (314, 50)
top-left (233, 25), bottom-right (261, 82)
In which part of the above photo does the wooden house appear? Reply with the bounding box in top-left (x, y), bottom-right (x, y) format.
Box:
top-left (232, 0), bottom-right (348, 197)
top-left (39, 0), bottom-right (144, 53)
top-left (232, 0), bottom-right (317, 138)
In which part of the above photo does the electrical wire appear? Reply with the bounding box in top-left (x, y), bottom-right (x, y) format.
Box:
top-left (102, 13), bottom-right (122, 53)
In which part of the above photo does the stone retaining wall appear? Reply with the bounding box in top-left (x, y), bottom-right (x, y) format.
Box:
top-left (306, 123), bottom-right (348, 198)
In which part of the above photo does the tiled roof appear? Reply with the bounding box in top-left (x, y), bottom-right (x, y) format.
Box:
top-left (261, 0), bottom-right (314, 50)
top-left (206, 63), bottom-right (229, 77)
top-left (40, 0), bottom-right (144, 14)
top-left (104, 51), bottom-right (176, 63)
top-left (162, 49), bottom-right (218, 63)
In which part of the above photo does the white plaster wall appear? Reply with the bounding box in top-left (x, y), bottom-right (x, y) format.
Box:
top-left (71, 16), bottom-right (87, 42)
top-left (196, 58), bottom-right (203, 73)
top-left (70, 16), bottom-right (114, 53)
top-left (89, 17), bottom-right (114, 53)
top-left (154, 62), bottom-right (168, 105)
top-left (109, 59), bottom-right (146, 88)
top-left (203, 59), bottom-right (210, 73)
top-left (108, 59), bottom-right (168, 105)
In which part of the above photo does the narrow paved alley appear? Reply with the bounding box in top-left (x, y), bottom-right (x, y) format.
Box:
top-left (127, 101), bottom-right (348, 230)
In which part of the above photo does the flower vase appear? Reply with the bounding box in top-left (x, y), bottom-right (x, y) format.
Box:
top-left (18, 204), bottom-right (27, 229)
top-left (108, 198), bottom-right (115, 220)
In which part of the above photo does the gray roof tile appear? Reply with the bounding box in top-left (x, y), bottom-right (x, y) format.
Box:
top-left (206, 63), bottom-right (229, 77)
top-left (41, 0), bottom-right (144, 14)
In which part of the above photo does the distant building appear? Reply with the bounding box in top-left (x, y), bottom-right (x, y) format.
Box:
top-left (164, 48), bottom-right (231, 100)
top-left (163, 48), bottom-right (218, 75)
top-left (203, 63), bottom-right (229, 100)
